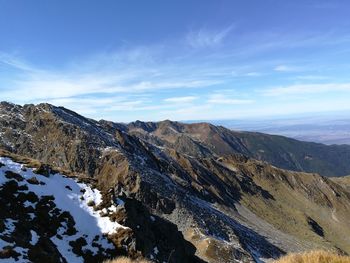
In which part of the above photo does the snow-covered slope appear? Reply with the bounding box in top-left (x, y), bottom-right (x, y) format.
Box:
top-left (0, 157), bottom-right (127, 263)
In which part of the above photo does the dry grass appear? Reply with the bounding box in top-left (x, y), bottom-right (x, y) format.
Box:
top-left (274, 250), bottom-right (350, 263)
top-left (0, 148), bottom-right (88, 179)
top-left (103, 257), bottom-right (151, 263)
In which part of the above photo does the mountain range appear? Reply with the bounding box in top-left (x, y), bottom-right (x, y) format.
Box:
top-left (207, 116), bottom-right (350, 145)
top-left (1, 101), bottom-right (350, 263)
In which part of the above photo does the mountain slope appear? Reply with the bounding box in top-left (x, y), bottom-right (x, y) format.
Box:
top-left (0, 150), bottom-right (201, 263)
top-left (0, 155), bottom-right (123, 262)
top-left (126, 120), bottom-right (350, 177)
top-left (1, 102), bottom-right (350, 262)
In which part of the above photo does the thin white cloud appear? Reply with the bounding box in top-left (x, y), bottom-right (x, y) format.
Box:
top-left (45, 95), bottom-right (187, 115)
top-left (2, 25), bottom-right (350, 122)
top-left (163, 96), bottom-right (197, 103)
top-left (45, 96), bottom-right (151, 114)
top-left (244, 72), bottom-right (262, 77)
top-left (262, 83), bottom-right (350, 96)
top-left (230, 31), bottom-right (350, 59)
top-left (295, 75), bottom-right (329, 80)
top-left (157, 104), bottom-right (212, 120)
top-left (0, 52), bottom-right (41, 73)
top-left (274, 65), bottom-right (297, 72)
top-left (186, 25), bottom-right (234, 48)
top-left (0, 51), bottom-right (222, 103)
top-left (207, 94), bottom-right (254, 105)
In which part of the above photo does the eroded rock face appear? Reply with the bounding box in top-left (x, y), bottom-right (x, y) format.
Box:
top-left (2, 102), bottom-right (350, 262)
top-left (0, 102), bottom-right (113, 175)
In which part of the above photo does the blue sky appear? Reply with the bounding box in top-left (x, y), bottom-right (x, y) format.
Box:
top-left (1, 0), bottom-right (350, 122)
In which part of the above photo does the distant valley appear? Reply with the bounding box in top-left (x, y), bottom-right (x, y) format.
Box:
top-left (200, 114), bottom-right (350, 145)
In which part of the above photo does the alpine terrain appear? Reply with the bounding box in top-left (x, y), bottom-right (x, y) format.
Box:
top-left (1, 101), bottom-right (350, 263)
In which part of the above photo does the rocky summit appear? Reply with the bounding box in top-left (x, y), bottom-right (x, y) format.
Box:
top-left (1, 101), bottom-right (350, 263)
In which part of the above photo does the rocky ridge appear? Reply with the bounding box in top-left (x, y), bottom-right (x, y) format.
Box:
top-left (1, 102), bottom-right (350, 262)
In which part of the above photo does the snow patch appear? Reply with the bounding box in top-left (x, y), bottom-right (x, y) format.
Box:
top-left (0, 157), bottom-right (128, 262)
top-left (30, 230), bottom-right (39, 245)
top-left (3, 219), bottom-right (17, 235)
top-left (154, 246), bottom-right (159, 255)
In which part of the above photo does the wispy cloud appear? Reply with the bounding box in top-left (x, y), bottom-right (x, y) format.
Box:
top-left (295, 75), bottom-right (329, 80)
top-left (0, 50), bottom-right (223, 104)
top-left (46, 96), bottom-right (150, 114)
top-left (186, 25), bottom-right (234, 48)
top-left (262, 83), bottom-right (350, 96)
top-left (274, 65), bottom-right (298, 72)
top-left (207, 94), bottom-right (254, 105)
top-left (157, 104), bottom-right (212, 121)
top-left (163, 96), bottom-right (198, 103)
top-left (244, 72), bottom-right (262, 77)
top-left (0, 52), bottom-right (41, 73)
top-left (2, 22), bottom-right (350, 121)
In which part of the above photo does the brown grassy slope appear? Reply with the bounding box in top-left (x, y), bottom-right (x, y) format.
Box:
top-left (273, 250), bottom-right (350, 263)
top-left (217, 156), bottom-right (350, 254)
top-left (0, 148), bottom-right (88, 179)
top-left (331, 175), bottom-right (350, 192)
